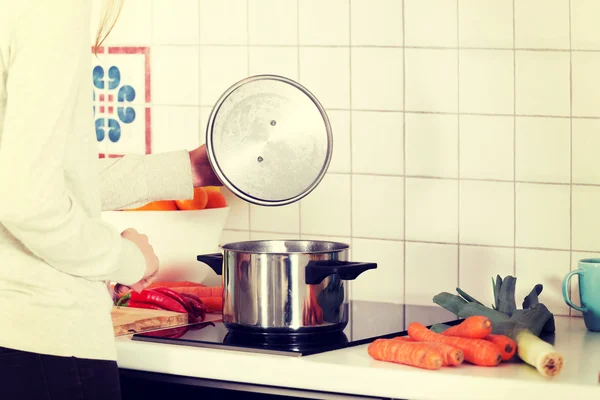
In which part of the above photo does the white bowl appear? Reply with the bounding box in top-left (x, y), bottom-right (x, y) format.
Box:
top-left (101, 207), bottom-right (230, 286)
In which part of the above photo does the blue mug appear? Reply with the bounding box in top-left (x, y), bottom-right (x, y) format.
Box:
top-left (562, 258), bottom-right (600, 332)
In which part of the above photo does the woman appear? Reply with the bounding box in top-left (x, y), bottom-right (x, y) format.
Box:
top-left (0, 0), bottom-right (220, 398)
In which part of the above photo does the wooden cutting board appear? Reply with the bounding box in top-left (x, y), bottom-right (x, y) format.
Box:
top-left (111, 306), bottom-right (189, 336)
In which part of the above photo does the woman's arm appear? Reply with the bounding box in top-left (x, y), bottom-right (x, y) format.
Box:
top-left (97, 151), bottom-right (194, 211)
top-left (98, 145), bottom-right (222, 211)
top-left (0, 0), bottom-right (144, 285)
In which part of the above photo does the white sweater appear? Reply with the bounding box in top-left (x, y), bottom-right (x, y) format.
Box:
top-left (0, 0), bottom-right (194, 360)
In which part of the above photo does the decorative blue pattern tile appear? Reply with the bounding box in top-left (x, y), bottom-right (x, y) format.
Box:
top-left (92, 47), bottom-right (152, 158)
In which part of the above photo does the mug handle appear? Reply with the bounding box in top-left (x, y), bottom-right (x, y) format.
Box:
top-left (562, 269), bottom-right (587, 313)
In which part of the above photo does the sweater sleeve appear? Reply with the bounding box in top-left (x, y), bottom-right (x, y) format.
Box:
top-left (98, 151), bottom-right (195, 211)
top-left (0, 0), bottom-right (145, 285)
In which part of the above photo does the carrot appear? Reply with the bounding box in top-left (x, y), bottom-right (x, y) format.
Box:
top-left (196, 296), bottom-right (222, 313)
top-left (393, 336), bottom-right (463, 366)
top-left (408, 322), bottom-right (502, 367)
top-left (440, 316), bottom-right (492, 339)
top-left (484, 334), bottom-right (516, 361)
top-left (368, 338), bottom-right (443, 370)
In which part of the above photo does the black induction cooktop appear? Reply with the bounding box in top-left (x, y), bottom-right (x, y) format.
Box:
top-left (131, 301), bottom-right (461, 357)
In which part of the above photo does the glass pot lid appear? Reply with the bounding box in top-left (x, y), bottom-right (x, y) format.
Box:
top-left (205, 75), bottom-right (333, 207)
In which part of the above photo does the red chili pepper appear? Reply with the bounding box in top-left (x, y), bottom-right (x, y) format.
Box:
top-left (127, 301), bottom-right (166, 311)
top-left (179, 291), bottom-right (203, 303)
top-left (151, 287), bottom-right (194, 315)
top-left (180, 293), bottom-right (207, 322)
top-left (130, 290), bottom-right (187, 314)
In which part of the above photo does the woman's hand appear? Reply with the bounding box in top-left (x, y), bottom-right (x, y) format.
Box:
top-left (121, 228), bottom-right (159, 293)
top-left (189, 144), bottom-right (222, 188)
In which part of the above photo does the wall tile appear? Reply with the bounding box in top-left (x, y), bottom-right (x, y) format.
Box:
top-left (299, 0), bottom-right (349, 45)
top-left (220, 230), bottom-right (251, 246)
top-left (102, 105), bottom-right (147, 156)
top-left (248, 47), bottom-right (298, 81)
top-left (459, 50), bottom-right (514, 114)
top-left (326, 110), bottom-right (351, 174)
top-left (300, 234), bottom-right (352, 245)
top-left (101, 0), bottom-right (152, 45)
top-left (459, 246), bottom-right (514, 307)
top-left (199, 46), bottom-right (248, 106)
top-left (352, 175), bottom-right (403, 240)
top-left (248, 0), bottom-right (297, 45)
top-left (300, 174), bottom-right (351, 237)
top-left (405, 242), bottom-right (458, 306)
top-left (516, 183), bottom-right (570, 250)
top-left (514, 0), bottom-right (570, 49)
top-left (571, 0), bottom-right (600, 50)
top-left (199, 106), bottom-right (213, 143)
top-left (458, 0), bottom-right (513, 48)
top-left (250, 203), bottom-right (300, 234)
top-left (351, 0), bottom-right (403, 46)
top-left (152, 46), bottom-right (200, 105)
top-left (351, 48), bottom-right (403, 111)
top-left (199, 0), bottom-right (247, 45)
top-left (222, 188), bottom-right (250, 230)
top-left (459, 115), bottom-right (514, 180)
top-left (572, 52), bottom-right (600, 117)
top-left (249, 231), bottom-right (301, 241)
top-left (572, 185), bottom-right (600, 252)
top-left (460, 180), bottom-right (514, 246)
top-left (405, 178), bottom-right (458, 243)
top-left (351, 239), bottom-right (404, 303)
top-left (516, 51), bottom-right (570, 117)
top-left (515, 248), bottom-right (571, 316)
top-left (405, 48), bottom-right (458, 113)
top-left (404, 0), bottom-right (457, 47)
top-left (351, 111), bottom-right (403, 175)
top-left (299, 47), bottom-right (350, 109)
top-left (151, 106), bottom-right (201, 153)
top-left (153, 0), bottom-right (199, 45)
top-left (516, 117), bottom-right (570, 184)
top-left (405, 113), bottom-right (458, 178)
top-left (573, 119), bottom-right (600, 184)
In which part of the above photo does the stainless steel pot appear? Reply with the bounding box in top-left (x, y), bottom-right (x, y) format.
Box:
top-left (197, 240), bottom-right (377, 335)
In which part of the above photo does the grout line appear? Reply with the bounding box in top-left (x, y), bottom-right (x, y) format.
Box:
top-left (99, 101), bottom-right (593, 120)
top-left (297, 0), bottom-right (302, 238)
top-left (569, 0), bottom-right (574, 316)
top-left (197, 0), bottom-right (203, 144)
top-left (348, 0), bottom-right (354, 306)
top-left (188, 103), bottom-right (600, 120)
top-left (512, 0), bottom-right (517, 277)
top-left (246, 0), bottom-right (252, 232)
top-left (456, 0), bottom-right (461, 288)
top-left (154, 43), bottom-right (599, 53)
top-left (401, 0), bottom-right (407, 310)
top-left (221, 230), bottom-right (600, 254)
top-left (246, 0), bottom-right (250, 73)
top-left (327, 172), bottom-right (598, 187)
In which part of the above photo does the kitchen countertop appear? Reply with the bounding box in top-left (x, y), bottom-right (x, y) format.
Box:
top-left (115, 315), bottom-right (600, 400)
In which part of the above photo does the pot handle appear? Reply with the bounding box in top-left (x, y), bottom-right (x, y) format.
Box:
top-left (197, 254), bottom-right (223, 275)
top-left (305, 260), bottom-right (377, 285)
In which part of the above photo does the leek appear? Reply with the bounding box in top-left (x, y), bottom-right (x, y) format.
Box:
top-left (515, 329), bottom-right (564, 377)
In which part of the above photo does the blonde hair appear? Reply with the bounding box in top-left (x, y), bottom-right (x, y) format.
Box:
top-left (93, 0), bottom-right (124, 54)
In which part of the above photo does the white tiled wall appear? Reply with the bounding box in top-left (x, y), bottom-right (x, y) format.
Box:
top-left (92, 0), bottom-right (600, 316)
